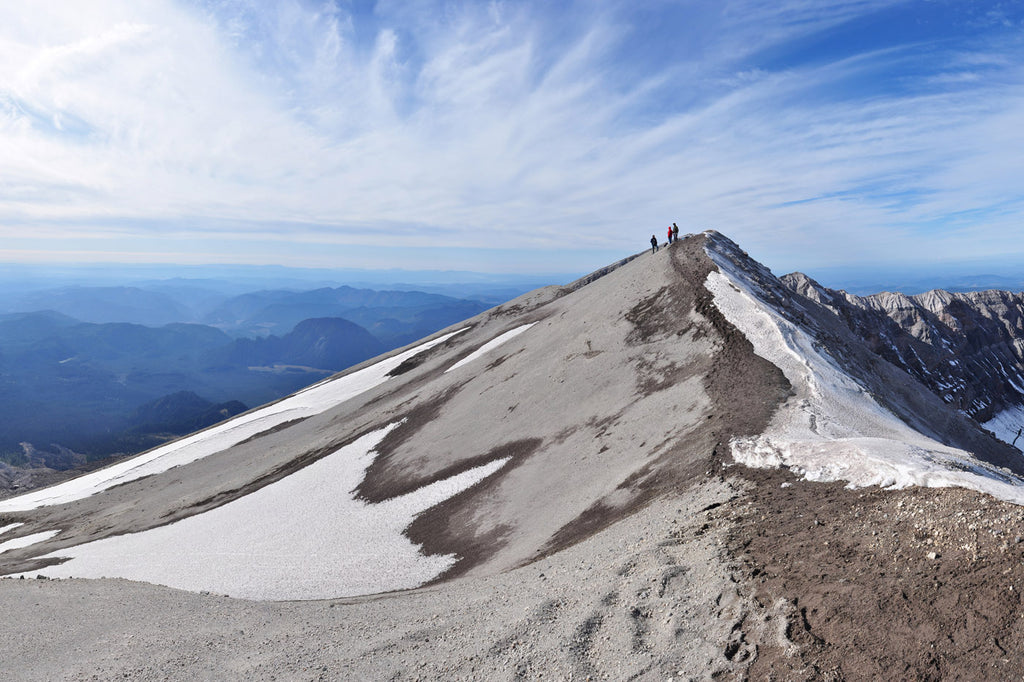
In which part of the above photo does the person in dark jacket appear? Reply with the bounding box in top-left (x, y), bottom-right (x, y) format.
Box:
top-left (672, 223), bottom-right (679, 241)
top-left (650, 235), bottom-right (659, 253)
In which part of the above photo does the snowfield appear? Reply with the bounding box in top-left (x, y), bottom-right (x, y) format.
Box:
top-left (0, 330), bottom-right (465, 513)
top-left (14, 423), bottom-right (509, 600)
top-left (706, 247), bottom-right (1024, 505)
top-left (446, 323), bottom-right (536, 373)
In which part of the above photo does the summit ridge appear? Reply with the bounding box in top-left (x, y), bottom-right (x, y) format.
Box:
top-left (2, 231), bottom-right (1024, 679)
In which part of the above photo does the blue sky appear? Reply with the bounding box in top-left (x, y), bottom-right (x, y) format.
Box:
top-left (1, 0), bottom-right (1023, 276)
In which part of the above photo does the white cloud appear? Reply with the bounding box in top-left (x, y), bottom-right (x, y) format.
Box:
top-left (0, 0), bottom-right (1022, 272)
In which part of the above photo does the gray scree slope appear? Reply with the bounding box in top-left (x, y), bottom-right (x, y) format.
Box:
top-left (0, 232), bottom-right (788, 584)
top-left (3, 231), bottom-right (1024, 680)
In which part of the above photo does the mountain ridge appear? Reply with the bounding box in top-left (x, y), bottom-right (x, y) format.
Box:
top-left (3, 231), bottom-right (1024, 679)
top-left (782, 269), bottom-right (1024, 422)
top-left (0, 234), bottom-right (792, 585)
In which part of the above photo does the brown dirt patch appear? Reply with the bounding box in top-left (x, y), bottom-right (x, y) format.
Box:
top-left (406, 438), bottom-right (545, 582)
top-left (671, 238), bottom-right (793, 440)
top-left (235, 418), bottom-right (309, 446)
top-left (355, 386), bottom-right (465, 503)
top-left (725, 466), bottom-right (1024, 680)
top-left (386, 332), bottom-right (470, 377)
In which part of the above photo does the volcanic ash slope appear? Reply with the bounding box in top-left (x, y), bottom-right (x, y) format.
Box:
top-left (3, 232), bottom-right (1024, 680)
top-left (0, 234), bottom-right (787, 601)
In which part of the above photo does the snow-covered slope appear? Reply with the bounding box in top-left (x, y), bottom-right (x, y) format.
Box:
top-left (13, 425), bottom-right (509, 600)
top-left (705, 233), bottom-right (1024, 502)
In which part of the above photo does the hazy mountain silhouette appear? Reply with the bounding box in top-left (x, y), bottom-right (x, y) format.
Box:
top-left (202, 285), bottom-right (488, 339)
top-left (206, 317), bottom-right (386, 371)
top-left (0, 278), bottom-right (493, 471)
top-left (6, 287), bottom-right (194, 326)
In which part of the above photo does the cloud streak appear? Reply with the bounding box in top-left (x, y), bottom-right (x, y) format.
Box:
top-left (1, 0), bottom-right (1023, 273)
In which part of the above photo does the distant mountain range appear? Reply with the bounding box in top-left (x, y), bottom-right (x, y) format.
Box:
top-left (783, 273), bottom-right (1024, 422)
top-left (200, 285), bottom-right (487, 344)
top-left (1, 283), bottom-right (489, 337)
top-left (803, 269), bottom-right (1024, 296)
top-left (0, 284), bottom-right (489, 470)
top-left (9, 287), bottom-right (194, 327)
top-left (206, 317), bottom-right (386, 371)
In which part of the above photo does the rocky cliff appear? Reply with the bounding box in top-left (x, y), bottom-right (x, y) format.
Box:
top-left (782, 271), bottom-right (1024, 422)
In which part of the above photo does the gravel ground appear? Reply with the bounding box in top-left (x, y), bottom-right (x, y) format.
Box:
top-left (8, 469), bottom-right (1024, 680)
top-left (729, 466), bottom-right (1024, 680)
top-left (1, 476), bottom-right (767, 681)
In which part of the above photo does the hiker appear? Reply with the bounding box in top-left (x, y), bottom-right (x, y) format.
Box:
top-left (673, 223), bottom-right (679, 241)
top-left (650, 235), bottom-right (658, 253)
top-left (667, 226), bottom-right (673, 244)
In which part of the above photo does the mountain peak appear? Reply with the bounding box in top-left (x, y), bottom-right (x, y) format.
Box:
top-left (4, 232), bottom-right (1024, 677)
top-left (0, 233), bottom-right (792, 593)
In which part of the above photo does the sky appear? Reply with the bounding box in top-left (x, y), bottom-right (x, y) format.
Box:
top-left (1, 0), bottom-right (1023, 277)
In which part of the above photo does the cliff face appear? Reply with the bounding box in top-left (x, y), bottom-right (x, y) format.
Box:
top-left (782, 271), bottom-right (1024, 421)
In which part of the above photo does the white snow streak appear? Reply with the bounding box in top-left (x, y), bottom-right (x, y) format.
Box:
top-left (14, 423), bottom-right (509, 600)
top-left (0, 523), bottom-right (23, 536)
top-left (0, 530), bottom-right (60, 555)
top-left (446, 324), bottom-right (536, 373)
top-left (705, 250), bottom-right (1024, 505)
top-left (0, 330), bottom-right (466, 513)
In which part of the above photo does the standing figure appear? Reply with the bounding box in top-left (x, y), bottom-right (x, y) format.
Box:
top-left (672, 223), bottom-right (679, 242)
top-left (667, 226), bottom-right (673, 244)
top-left (650, 235), bottom-right (659, 253)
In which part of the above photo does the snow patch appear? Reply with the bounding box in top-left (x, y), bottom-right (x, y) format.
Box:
top-left (0, 330), bottom-right (466, 513)
top-left (985, 406), bottom-right (1024, 453)
top-left (705, 250), bottom-right (1024, 505)
top-left (446, 324), bottom-right (536, 373)
top-left (0, 523), bottom-right (23, 536)
top-left (0, 530), bottom-right (60, 555)
top-left (11, 423), bottom-right (509, 600)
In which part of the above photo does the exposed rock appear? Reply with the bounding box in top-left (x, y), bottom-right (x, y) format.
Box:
top-left (782, 271), bottom-right (1024, 421)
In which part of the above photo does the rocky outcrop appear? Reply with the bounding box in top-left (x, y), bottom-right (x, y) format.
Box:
top-left (781, 272), bottom-right (1024, 421)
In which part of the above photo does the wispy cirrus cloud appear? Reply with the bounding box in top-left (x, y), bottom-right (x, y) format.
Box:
top-left (1, 0), bottom-right (1023, 273)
